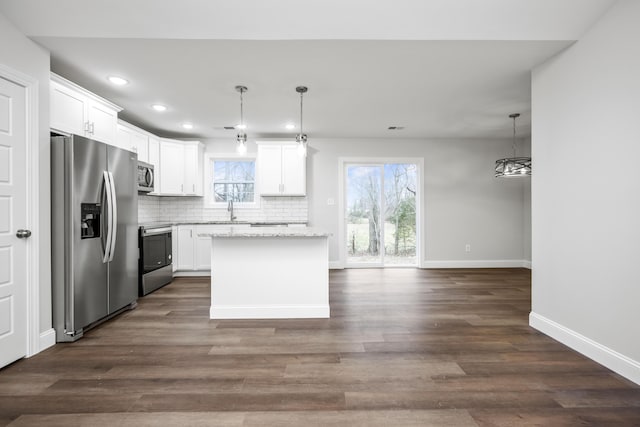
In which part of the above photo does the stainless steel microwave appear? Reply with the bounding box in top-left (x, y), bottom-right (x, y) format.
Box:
top-left (137, 161), bottom-right (154, 193)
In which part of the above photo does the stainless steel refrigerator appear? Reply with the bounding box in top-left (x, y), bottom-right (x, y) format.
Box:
top-left (51, 134), bottom-right (138, 342)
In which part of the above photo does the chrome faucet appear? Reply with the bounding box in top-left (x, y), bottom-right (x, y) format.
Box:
top-left (227, 199), bottom-right (236, 222)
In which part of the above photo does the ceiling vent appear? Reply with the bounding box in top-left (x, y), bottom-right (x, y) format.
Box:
top-left (388, 126), bottom-right (405, 130)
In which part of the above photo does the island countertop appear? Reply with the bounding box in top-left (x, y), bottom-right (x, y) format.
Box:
top-left (198, 226), bottom-right (330, 238)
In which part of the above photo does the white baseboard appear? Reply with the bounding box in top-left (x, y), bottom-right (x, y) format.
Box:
top-left (330, 260), bottom-right (530, 269)
top-left (422, 260), bottom-right (529, 269)
top-left (39, 328), bottom-right (56, 353)
top-left (329, 261), bottom-right (343, 270)
top-left (210, 305), bottom-right (330, 319)
top-left (530, 312), bottom-right (640, 386)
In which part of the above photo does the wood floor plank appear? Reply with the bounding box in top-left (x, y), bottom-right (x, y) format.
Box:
top-left (1, 268), bottom-right (639, 426)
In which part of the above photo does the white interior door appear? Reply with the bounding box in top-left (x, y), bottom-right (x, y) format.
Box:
top-left (0, 76), bottom-right (28, 368)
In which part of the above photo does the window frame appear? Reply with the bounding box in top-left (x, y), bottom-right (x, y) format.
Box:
top-left (205, 153), bottom-right (260, 209)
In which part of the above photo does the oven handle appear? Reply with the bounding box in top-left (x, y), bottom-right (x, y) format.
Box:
top-left (142, 227), bottom-right (172, 236)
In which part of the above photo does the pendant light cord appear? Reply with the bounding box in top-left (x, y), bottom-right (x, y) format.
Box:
top-left (512, 115), bottom-right (516, 158)
top-left (240, 89), bottom-right (244, 129)
top-left (299, 90), bottom-right (304, 134)
top-left (509, 113), bottom-right (520, 158)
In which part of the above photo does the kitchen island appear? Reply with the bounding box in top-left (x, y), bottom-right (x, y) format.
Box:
top-left (200, 227), bottom-right (330, 319)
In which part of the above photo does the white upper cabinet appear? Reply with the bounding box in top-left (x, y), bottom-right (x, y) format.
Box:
top-left (183, 142), bottom-right (203, 196)
top-left (159, 139), bottom-right (185, 195)
top-left (281, 144), bottom-right (306, 195)
top-left (50, 73), bottom-right (121, 145)
top-left (257, 142), bottom-right (306, 196)
top-left (157, 139), bottom-right (203, 196)
top-left (116, 120), bottom-right (150, 160)
top-left (257, 144), bottom-right (282, 195)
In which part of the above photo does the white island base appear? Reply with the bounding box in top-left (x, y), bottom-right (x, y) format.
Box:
top-left (205, 228), bottom-right (330, 319)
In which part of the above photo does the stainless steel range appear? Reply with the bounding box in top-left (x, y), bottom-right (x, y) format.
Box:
top-left (139, 224), bottom-right (173, 296)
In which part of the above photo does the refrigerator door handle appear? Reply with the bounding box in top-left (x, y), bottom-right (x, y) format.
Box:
top-left (102, 171), bottom-right (113, 264)
top-left (108, 171), bottom-right (118, 262)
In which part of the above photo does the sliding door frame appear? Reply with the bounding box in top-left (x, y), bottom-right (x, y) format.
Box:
top-left (338, 157), bottom-right (424, 269)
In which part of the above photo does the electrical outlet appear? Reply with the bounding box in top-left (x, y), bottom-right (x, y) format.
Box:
top-left (465, 244), bottom-right (471, 252)
top-left (327, 198), bottom-right (335, 206)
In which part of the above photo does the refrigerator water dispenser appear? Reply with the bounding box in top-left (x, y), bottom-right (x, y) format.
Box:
top-left (80, 203), bottom-right (101, 239)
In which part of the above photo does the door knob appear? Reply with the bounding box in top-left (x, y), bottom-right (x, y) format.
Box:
top-left (16, 229), bottom-right (32, 239)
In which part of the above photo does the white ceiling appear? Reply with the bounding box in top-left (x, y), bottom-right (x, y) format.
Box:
top-left (0, 0), bottom-right (616, 139)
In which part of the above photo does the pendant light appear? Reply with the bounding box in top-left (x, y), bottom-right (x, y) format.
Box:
top-left (295, 86), bottom-right (308, 157)
top-left (494, 113), bottom-right (531, 177)
top-left (235, 85), bottom-right (248, 155)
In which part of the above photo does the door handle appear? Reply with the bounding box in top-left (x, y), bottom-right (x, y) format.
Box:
top-left (16, 229), bottom-right (32, 238)
top-left (103, 171), bottom-right (113, 263)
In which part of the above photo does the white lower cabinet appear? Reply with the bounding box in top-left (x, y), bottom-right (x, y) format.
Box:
top-left (174, 224), bottom-right (249, 275)
top-left (171, 226), bottom-right (178, 273)
top-left (176, 225), bottom-right (196, 271)
top-left (195, 231), bottom-right (213, 270)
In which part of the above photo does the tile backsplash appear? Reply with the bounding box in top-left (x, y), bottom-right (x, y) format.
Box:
top-left (139, 195), bottom-right (307, 223)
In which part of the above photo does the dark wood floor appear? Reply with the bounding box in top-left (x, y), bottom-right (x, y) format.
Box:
top-left (1, 269), bottom-right (639, 426)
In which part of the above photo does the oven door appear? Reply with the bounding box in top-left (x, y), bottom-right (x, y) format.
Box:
top-left (142, 227), bottom-right (172, 273)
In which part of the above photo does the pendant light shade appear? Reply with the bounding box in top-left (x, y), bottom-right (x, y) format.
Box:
top-left (295, 86), bottom-right (308, 157)
top-left (235, 85), bottom-right (248, 155)
top-left (495, 113), bottom-right (531, 177)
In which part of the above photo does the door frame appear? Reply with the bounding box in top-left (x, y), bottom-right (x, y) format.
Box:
top-left (0, 63), bottom-right (42, 357)
top-left (338, 157), bottom-right (424, 269)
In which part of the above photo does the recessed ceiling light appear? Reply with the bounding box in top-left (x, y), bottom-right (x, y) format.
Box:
top-left (151, 104), bottom-right (167, 112)
top-left (236, 124), bottom-right (247, 130)
top-left (285, 123), bottom-right (295, 130)
top-left (182, 123), bottom-right (194, 130)
top-left (107, 75), bottom-right (129, 86)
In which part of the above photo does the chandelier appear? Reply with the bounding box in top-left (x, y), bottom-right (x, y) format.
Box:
top-left (494, 113), bottom-right (531, 177)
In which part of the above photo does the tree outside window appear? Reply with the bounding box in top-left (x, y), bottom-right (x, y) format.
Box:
top-left (212, 160), bottom-right (255, 203)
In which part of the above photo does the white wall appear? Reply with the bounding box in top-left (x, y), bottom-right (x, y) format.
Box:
top-left (0, 13), bottom-right (51, 337)
top-left (531, 0), bottom-right (640, 384)
top-left (306, 138), bottom-right (530, 267)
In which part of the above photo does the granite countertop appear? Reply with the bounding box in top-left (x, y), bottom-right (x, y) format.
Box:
top-left (198, 226), bottom-right (330, 238)
top-left (139, 220), bottom-right (307, 228)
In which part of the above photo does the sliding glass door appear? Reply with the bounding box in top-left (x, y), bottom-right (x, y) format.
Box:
top-left (345, 162), bottom-right (418, 267)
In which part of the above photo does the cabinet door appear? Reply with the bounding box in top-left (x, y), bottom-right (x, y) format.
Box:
top-left (132, 132), bottom-right (149, 162)
top-left (176, 226), bottom-right (195, 270)
top-left (195, 226), bottom-right (213, 271)
top-left (281, 144), bottom-right (306, 195)
top-left (258, 145), bottom-right (283, 195)
top-left (87, 101), bottom-right (118, 144)
top-left (183, 143), bottom-right (199, 195)
top-left (171, 226), bottom-right (178, 272)
top-left (50, 80), bottom-right (87, 136)
top-left (159, 140), bottom-right (185, 195)
top-left (116, 125), bottom-right (132, 152)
